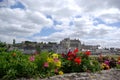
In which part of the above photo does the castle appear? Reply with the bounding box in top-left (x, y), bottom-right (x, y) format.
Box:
top-left (9, 38), bottom-right (119, 55)
top-left (57, 38), bottom-right (99, 53)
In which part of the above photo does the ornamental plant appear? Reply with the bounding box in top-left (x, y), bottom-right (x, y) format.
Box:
top-left (33, 51), bottom-right (63, 78)
top-left (0, 50), bottom-right (63, 80)
top-left (101, 63), bottom-right (110, 70)
top-left (61, 48), bottom-right (101, 73)
top-left (2, 48), bottom-right (120, 80)
top-left (0, 42), bottom-right (7, 52)
top-left (116, 56), bottom-right (120, 69)
top-left (0, 50), bottom-right (37, 80)
top-left (98, 55), bottom-right (117, 70)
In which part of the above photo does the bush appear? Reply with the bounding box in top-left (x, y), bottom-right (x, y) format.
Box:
top-left (0, 50), bottom-right (37, 79)
top-left (1, 48), bottom-right (120, 80)
top-left (0, 50), bottom-right (63, 79)
top-left (61, 49), bottom-right (101, 73)
top-left (0, 42), bottom-right (7, 52)
top-left (34, 51), bottom-right (63, 78)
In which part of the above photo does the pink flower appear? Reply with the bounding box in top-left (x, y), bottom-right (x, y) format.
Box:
top-left (54, 68), bottom-right (58, 73)
top-left (104, 60), bottom-right (110, 65)
top-left (118, 62), bottom-right (120, 64)
top-left (44, 62), bottom-right (49, 67)
top-left (29, 56), bottom-right (35, 62)
top-left (54, 58), bottom-right (59, 62)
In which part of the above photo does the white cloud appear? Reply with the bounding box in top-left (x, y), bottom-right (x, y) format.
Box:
top-left (0, 0), bottom-right (120, 48)
top-left (94, 8), bottom-right (120, 24)
top-left (0, 7), bottom-right (53, 43)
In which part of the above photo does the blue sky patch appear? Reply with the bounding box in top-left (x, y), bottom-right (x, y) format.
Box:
top-left (46, 15), bottom-right (52, 19)
top-left (69, 21), bottom-right (74, 26)
top-left (106, 22), bottom-right (120, 27)
top-left (75, 15), bottom-right (81, 18)
top-left (53, 20), bottom-right (62, 25)
top-left (93, 18), bottom-right (120, 27)
top-left (0, 0), bottom-right (3, 2)
top-left (93, 18), bottom-right (106, 26)
top-left (16, 36), bottom-right (34, 41)
top-left (33, 27), bottom-right (61, 36)
top-left (10, 1), bottom-right (25, 9)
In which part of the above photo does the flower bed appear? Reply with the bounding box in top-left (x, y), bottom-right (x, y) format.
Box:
top-left (0, 49), bottom-right (120, 80)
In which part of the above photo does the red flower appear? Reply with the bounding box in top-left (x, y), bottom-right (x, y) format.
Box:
top-left (74, 57), bottom-right (81, 65)
top-left (85, 51), bottom-right (91, 56)
top-left (61, 53), bottom-right (66, 58)
top-left (73, 48), bottom-right (79, 53)
top-left (67, 51), bottom-right (73, 56)
top-left (67, 57), bottom-right (72, 60)
top-left (67, 50), bottom-right (77, 61)
top-left (67, 51), bottom-right (76, 57)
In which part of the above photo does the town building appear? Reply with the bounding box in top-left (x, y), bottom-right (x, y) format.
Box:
top-left (59, 38), bottom-right (81, 50)
top-left (7, 38), bottom-right (120, 55)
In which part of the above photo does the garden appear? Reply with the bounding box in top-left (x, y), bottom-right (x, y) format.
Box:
top-left (0, 47), bottom-right (120, 80)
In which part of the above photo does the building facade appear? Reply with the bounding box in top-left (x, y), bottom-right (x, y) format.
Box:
top-left (57, 38), bottom-right (81, 53)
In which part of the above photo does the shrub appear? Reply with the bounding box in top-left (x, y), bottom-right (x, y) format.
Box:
top-left (116, 56), bottom-right (120, 69)
top-left (0, 50), bottom-right (37, 79)
top-left (1, 48), bottom-right (119, 80)
top-left (0, 42), bottom-right (7, 52)
top-left (61, 48), bottom-right (101, 73)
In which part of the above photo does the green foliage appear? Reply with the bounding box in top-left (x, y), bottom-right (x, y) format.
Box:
top-left (116, 64), bottom-right (120, 69)
top-left (0, 49), bottom-right (119, 80)
top-left (0, 50), bottom-right (61, 79)
top-left (61, 52), bottom-right (101, 73)
top-left (80, 59), bottom-right (101, 72)
top-left (61, 58), bottom-right (73, 73)
top-left (34, 51), bottom-right (60, 78)
top-left (2, 69), bottom-right (17, 80)
top-left (0, 51), bottom-right (37, 80)
top-left (34, 51), bottom-right (49, 77)
top-left (0, 42), bottom-right (7, 52)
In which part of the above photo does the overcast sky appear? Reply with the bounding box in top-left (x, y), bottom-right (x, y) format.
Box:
top-left (0, 0), bottom-right (120, 48)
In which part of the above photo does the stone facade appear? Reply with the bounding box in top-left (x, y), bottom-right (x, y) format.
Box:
top-left (60, 38), bottom-right (81, 50)
top-left (58, 38), bottom-right (99, 54)
top-left (10, 38), bottom-right (120, 54)
top-left (57, 38), bottom-right (81, 53)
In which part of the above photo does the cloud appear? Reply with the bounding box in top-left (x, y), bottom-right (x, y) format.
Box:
top-left (0, 0), bottom-right (120, 48)
top-left (0, 7), bottom-right (53, 43)
top-left (107, 0), bottom-right (120, 9)
top-left (94, 8), bottom-right (120, 24)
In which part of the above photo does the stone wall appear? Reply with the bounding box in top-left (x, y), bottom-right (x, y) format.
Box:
top-left (41, 69), bottom-right (120, 80)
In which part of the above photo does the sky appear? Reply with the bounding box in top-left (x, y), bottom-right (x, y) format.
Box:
top-left (0, 0), bottom-right (120, 48)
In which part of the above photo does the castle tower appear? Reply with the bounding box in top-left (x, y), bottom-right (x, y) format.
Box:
top-left (13, 39), bottom-right (15, 45)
